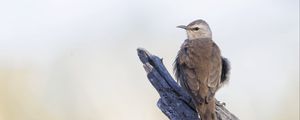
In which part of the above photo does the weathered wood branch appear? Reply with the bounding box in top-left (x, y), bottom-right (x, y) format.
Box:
top-left (137, 48), bottom-right (239, 120)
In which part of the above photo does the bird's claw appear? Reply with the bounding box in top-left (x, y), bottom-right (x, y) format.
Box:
top-left (216, 100), bottom-right (226, 106)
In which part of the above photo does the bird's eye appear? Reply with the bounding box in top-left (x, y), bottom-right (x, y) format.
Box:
top-left (192, 27), bottom-right (199, 31)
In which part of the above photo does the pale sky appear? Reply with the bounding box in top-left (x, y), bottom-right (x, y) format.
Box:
top-left (0, 0), bottom-right (299, 120)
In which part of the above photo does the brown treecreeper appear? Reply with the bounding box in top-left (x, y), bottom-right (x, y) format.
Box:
top-left (174, 19), bottom-right (230, 120)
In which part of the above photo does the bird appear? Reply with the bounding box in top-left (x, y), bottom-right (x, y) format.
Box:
top-left (173, 19), bottom-right (230, 120)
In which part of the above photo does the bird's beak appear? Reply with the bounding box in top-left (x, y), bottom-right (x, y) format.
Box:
top-left (176, 25), bottom-right (187, 30)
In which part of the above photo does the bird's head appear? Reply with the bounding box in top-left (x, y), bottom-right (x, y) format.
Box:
top-left (177, 19), bottom-right (212, 40)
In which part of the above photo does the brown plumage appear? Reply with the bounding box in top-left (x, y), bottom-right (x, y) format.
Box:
top-left (174, 19), bottom-right (230, 120)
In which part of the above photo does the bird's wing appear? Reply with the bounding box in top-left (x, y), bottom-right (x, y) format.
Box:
top-left (174, 51), bottom-right (204, 104)
top-left (174, 40), bottom-right (210, 104)
top-left (207, 42), bottom-right (222, 89)
top-left (174, 40), bottom-right (199, 92)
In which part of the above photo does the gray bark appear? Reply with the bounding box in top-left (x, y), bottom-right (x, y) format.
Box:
top-left (137, 48), bottom-right (239, 120)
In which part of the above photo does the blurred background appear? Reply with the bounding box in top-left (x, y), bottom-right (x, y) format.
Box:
top-left (0, 0), bottom-right (299, 120)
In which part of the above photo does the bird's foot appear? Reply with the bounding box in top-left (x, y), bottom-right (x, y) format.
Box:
top-left (216, 99), bottom-right (226, 106)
